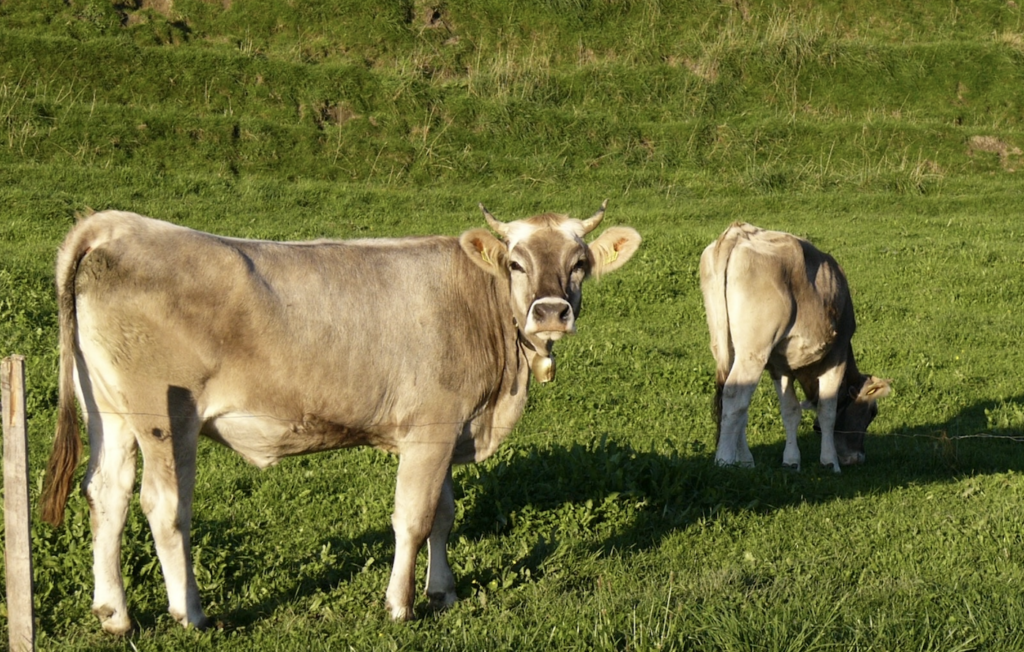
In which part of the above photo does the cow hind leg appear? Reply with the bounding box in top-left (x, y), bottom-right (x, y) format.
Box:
top-left (716, 357), bottom-right (763, 468)
top-left (135, 388), bottom-right (209, 628)
top-left (773, 375), bottom-right (803, 470)
top-left (425, 468), bottom-right (457, 611)
top-left (84, 410), bottom-right (138, 635)
top-left (385, 438), bottom-right (454, 620)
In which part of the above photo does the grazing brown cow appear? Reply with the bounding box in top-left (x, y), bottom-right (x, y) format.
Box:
top-left (699, 222), bottom-right (890, 472)
top-left (41, 205), bottom-right (641, 633)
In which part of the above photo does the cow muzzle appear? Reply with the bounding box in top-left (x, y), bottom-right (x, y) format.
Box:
top-left (525, 298), bottom-right (576, 340)
top-left (838, 451), bottom-right (866, 466)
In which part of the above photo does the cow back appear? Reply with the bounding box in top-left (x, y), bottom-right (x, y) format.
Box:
top-left (70, 212), bottom-right (516, 448)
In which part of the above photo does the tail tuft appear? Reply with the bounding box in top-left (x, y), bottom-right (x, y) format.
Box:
top-left (40, 415), bottom-right (81, 526)
top-left (713, 371), bottom-right (726, 445)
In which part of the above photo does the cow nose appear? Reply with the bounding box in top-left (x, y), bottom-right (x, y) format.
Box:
top-left (532, 301), bottom-right (570, 325)
top-left (528, 298), bottom-right (575, 335)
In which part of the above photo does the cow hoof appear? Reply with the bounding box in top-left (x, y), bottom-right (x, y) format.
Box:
top-left (100, 620), bottom-right (132, 636)
top-left (781, 462), bottom-right (800, 471)
top-left (427, 590), bottom-right (458, 612)
top-left (820, 462), bottom-right (841, 473)
top-left (94, 606), bottom-right (131, 636)
top-left (386, 602), bottom-right (415, 621)
top-left (185, 615), bottom-right (215, 631)
top-left (169, 607), bottom-right (213, 631)
top-left (715, 457), bottom-right (754, 469)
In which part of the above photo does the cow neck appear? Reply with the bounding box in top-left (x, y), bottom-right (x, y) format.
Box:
top-left (512, 317), bottom-right (555, 386)
top-left (489, 274), bottom-right (528, 398)
top-left (842, 343), bottom-right (862, 382)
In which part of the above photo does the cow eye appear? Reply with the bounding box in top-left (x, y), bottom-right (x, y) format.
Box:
top-left (509, 261), bottom-right (525, 273)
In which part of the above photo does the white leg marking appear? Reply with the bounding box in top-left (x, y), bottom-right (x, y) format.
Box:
top-left (735, 428), bottom-right (755, 467)
top-left (85, 409), bottom-right (138, 635)
top-left (136, 393), bottom-right (209, 629)
top-left (425, 468), bottom-right (457, 611)
top-left (775, 375), bottom-right (803, 470)
top-left (385, 439), bottom-right (454, 620)
top-left (816, 366), bottom-right (843, 473)
top-left (717, 358), bottom-right (762, 468)
top-left (138, 451), bottom-right (207, 626)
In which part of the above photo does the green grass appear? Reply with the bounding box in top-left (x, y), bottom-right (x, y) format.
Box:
top-left (3, 0), bottom-right (1024, 649)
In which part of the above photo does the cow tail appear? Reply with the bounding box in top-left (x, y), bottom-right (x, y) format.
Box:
top-left (41, 217), bottom-right (93, 527)
top-left (713, 375), bottom-right (725, 445)
top-left (701, 223), bottom-right (745, 445)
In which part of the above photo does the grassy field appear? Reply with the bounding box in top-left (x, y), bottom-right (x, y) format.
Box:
top-left (2, 0), bottom-right (1024, 649)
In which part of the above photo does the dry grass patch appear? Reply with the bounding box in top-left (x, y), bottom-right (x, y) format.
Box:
top-left (967, 135), bottom-right (1022, 171)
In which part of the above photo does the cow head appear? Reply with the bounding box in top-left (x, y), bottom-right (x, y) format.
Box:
top-left (817, 375), bottom-right (892, 465)
top-left (459, 201), bottom-right (641, 382)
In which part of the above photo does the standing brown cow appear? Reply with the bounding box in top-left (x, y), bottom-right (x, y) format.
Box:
top-left (699, 222), bottom-right (890, 471)
top-left (41, 204), bottom-right (641, 632)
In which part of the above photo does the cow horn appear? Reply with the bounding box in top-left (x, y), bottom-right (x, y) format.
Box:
top-left (479, 203), bottom-right (509, 237)
top-left (580, 199), bottom-right (608, 235)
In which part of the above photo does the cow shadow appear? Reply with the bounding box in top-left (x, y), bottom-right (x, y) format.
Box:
top-left (127, 395), bottom-right (1024, 629)
top-left (126, 521), bottom-right (394, 632)
top-left (451, 394), bottom-right (1024, 586)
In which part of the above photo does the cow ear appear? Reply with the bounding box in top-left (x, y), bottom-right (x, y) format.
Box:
top-left (587, 226), bottom-right (641, 278)
top-left (460, 228), bottom-right (508, 277)
top-left (859, 376), bottom-right (892, 402)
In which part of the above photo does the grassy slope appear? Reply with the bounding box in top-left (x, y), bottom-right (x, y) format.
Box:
top-left (2, 0), bottom-right (1024, 649)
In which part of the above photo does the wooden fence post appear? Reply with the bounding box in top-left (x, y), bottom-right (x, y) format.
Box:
top-left (3, 355), bottom-right (35, 652)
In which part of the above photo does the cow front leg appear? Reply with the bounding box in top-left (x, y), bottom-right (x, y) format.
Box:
top-left (426, 467), bottom-right (457, 611)
top-left (385, 441), bottom-right (454, 621)
top-left (816, 366), bottom-right (843, 473)
top-left (137, 410), bottom-right (208, 629)
top-left (84, 412), bottom-right (138, 635)
top-left (773, 374), bottom-right (803, 470)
